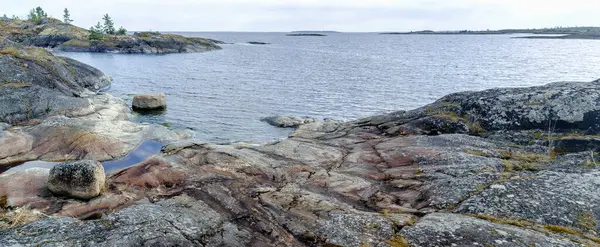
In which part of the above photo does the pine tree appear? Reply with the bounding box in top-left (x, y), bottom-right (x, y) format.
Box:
top-left (102, 14), bottom-right (115, 35)
top-left (89, 22), bottom-right (104, 40)
top-left (116, 26), bottom-right (127, 35)
top-left (63, 8), bottom-right (73, 24)
top-left (28, 6), bottom-right (47, 24)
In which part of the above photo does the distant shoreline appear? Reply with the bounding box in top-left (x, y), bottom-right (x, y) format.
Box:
top-left (379, 27), bottom-right (600, 40)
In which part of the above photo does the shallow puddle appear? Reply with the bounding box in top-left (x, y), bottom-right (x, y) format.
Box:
top-left (0, 140), bottom-right (163, 175)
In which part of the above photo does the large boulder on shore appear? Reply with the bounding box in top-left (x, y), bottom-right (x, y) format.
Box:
top-left (48, 160), bottom-right (106, 200)
top-left (132, 93), bottom-right (167, 111)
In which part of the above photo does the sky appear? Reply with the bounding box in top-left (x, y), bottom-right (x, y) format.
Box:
top-left (4, 0), bottom-right (600, 32)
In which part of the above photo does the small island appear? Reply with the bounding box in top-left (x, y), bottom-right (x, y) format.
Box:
top-left (286, 33), bottom-right (327, 37)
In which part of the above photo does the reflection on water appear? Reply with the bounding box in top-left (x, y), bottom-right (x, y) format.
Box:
top-left (102, 140), bottom-right (163, 174)
top-left (0, 140), bottom-right (163, 175)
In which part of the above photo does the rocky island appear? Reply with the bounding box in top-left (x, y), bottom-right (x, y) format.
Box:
top-left (0, 17), bottom-right (223, 54)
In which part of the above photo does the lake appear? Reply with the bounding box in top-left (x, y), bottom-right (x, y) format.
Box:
top-left (57, 33), bottom-right (600, 143)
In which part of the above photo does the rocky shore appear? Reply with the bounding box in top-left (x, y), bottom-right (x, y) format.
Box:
top-left (1, 53), bottom-right (599, 246)
top-left (1, 26), bottom-right (599, 246)
top-left (1, 18), bottom-right (222, 54)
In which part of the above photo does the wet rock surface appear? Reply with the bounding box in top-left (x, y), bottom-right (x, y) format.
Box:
top-left (3, 80), bottom-right (600, 246)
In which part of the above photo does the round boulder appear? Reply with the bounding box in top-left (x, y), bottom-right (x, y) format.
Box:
top-left (132, 93), bottom-right (167, 111)
top-left (48, 160), bottom-right (106, 200)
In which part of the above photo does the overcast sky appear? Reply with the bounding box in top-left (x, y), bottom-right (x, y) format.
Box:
top-left (5, 0), bottom-right (600, 32)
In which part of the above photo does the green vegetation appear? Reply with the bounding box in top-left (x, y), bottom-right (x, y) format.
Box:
top-left (117, 26), bottom-right (127, 35)
top-left (87, 14), bottom-right (126, 40)
top-left (89, 22), bottom-right (104, 40)
top-left (63, 8), bottom-right (72, 24)
top-left (102, 14), bottom-right (115, 35)
top-left (27, 6), bottom-right (47, 24)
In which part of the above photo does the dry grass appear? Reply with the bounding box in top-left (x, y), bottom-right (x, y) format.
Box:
top-left (0, 47), bottom-right (19, 56)
top-left (576, 211), bottom-right (597, 232)
top-left (386, 236), bottom-right (411, 247)
top-left (0, 81), bottom-right (32, 88)
top-left (472, 214), bottom-right (534, 228)
top-left (0, 207), bottom-right (44, 230)
top-left (62, 39), bottom-right (91, 47)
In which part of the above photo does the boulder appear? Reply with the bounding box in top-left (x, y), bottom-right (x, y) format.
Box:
top-left (132, 93), bottom-right (167, 111)
top-left (48, 160), bottom-right (106, 200)
top-left (261, 116), bottom-right (317, 128)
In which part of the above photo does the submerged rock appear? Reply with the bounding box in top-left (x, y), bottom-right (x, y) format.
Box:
top-left (247, 41), bottom-right (270, 45)
top-left (261, 115), bottom-right (317, 128)
top-left (132, 93), bottom-right (167, 111)
top-left (48, 160), bottom-right (106, 200)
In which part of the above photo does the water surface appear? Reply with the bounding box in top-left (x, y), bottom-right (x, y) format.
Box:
top-left (57, 33), bottom-right (600, 143)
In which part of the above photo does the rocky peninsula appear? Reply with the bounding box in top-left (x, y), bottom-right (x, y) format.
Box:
top-left (1, 36), bottom-right (599, 245)
top-left (0, 17), bottom-right (223, 53)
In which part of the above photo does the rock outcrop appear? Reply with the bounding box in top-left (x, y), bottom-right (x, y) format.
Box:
top-left (48, 160), bottom-right (106, 199)
top-left (2, 80), bottom-right (600, 246)
top-left (1, 18), bottom-right (222, 54)
top-left (261, 115), bottom-right (317, 128)
top-left (132, 93), bottom-right (167, 111)
top-left (0, 39), bottom-right (111, 123)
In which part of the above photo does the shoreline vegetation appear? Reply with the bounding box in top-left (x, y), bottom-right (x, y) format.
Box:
top-left (1, 5), bottom-right (600, 247)
top-left (1, 6), bottom-right (223, 54)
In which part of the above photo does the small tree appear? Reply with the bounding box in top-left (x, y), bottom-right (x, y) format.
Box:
top-left (89, 22), bottom-right (104, 40)
top-left (35, 7), bottom-right (47, 18)
top-left (12, 15), bottom-right (20, 20)
top-left (28, 6), bottom-right (47, 24)
top-left (63, 8), bottom-right (73, 24)
top-left (116, 26), bottom-right (127, 35)
top-left (102, 14), bottom-right (115, 35)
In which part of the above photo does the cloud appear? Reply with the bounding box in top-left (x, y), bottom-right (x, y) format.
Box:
top-left (4, 0), bottom-right (600, 31)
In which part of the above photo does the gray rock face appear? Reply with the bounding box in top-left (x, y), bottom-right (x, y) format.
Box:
top-left (261, 116), bottom-right (317, 128)
top-left (350, 80), bottom-right (600, 136)
top-left (0, 41), bottom-right (112, 123)
top-left (132, 93), bottom-right (167, 111)
top-left (457, 170), bottom-right (600, 231)
top-left (401, 213), bottom-right (582, 247)
top-left (48, 160), bottom-right (106, 199)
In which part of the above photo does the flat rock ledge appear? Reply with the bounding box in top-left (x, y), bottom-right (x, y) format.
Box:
top-left (2, 80), bottom-right (600, 246)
